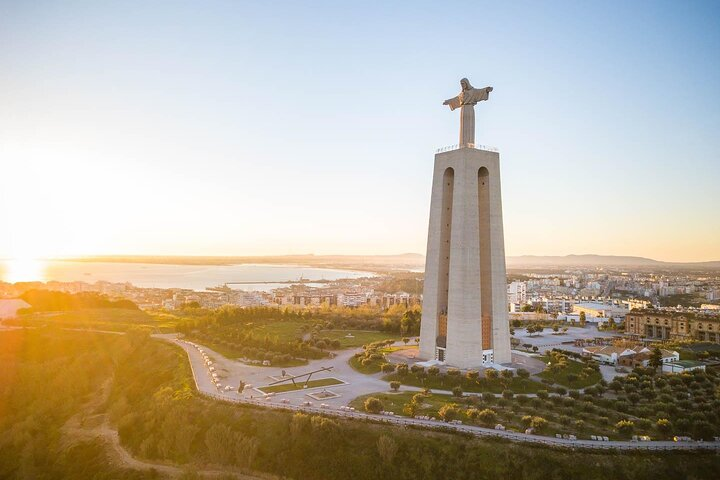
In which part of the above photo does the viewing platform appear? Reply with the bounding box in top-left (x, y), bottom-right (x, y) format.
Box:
top-left (436, 143), bottom-right (499, 153)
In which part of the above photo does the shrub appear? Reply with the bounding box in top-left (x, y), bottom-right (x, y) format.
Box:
top-left (380, 363), bottom-right (395, 374)
top-left (477, 408), bottom-right (497, 426)
top-left (438, 403), bottom-right (460, 422)
top-left (502, 390), bottom-right (514, 400)
top-left (452, 386), bottom-right (463, 398)
top-left (615, 419), bottom-right (635, 437)
top-left (530, 416), bottom-right (548, 432)
top-left (364, 397), bottom-right (383, 414)
top-left (537, 389), bottom-right (549, 400)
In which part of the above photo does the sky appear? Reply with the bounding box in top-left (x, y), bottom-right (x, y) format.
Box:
top-left (1, 0), bottom-right (719, 262)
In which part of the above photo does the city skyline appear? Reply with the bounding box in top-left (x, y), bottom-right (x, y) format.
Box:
top-left (2, 1), bottom-right (719, 263)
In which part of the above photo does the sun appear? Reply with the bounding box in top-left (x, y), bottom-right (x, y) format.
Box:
top-left (3, 257), bottom-right (45, 284)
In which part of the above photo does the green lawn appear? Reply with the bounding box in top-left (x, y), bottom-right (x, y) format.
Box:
top-left (382, 372), bottom-right (545, 394)
top-left (536, 356), bottom-right (601, 389)
top-left (257, 377), bottom-right (344, 394)
top-left (319, 329), bottom-right (396, 348)
top-left (248, 321), bottom-right (310, 342)
top-left (189, 338), bottom-right (309, 367)
top-left (349, 354), bottom-right (385, 374)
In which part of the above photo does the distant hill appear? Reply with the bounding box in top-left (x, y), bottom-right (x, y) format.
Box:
top-left (63, 253), bottom-right (720, 270)
top-left (506, 254), bottom-right (720, 269)
top-left (65, 253), bottom-right (426, 272)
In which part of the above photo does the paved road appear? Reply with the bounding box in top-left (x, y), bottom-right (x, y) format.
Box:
top-left (155, 334), bottom-right (720, 452)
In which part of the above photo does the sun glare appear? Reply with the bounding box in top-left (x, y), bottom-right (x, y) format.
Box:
top-left (3, 257), bottom-right (45, 284)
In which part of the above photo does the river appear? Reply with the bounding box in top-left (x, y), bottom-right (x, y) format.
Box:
top-left (0, 260), bottom-right (374, 292)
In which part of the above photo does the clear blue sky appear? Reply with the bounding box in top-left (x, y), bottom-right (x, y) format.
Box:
top-left (1, 1), bottom-right (719, 261)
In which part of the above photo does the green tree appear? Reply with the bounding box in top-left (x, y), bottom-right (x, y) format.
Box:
top-left (390, 381), bottom-right (400, 392)
top-left (452, 386), bottom-right (463, 398)
top-left (579, 311), bottom-right (587, 327)
top-left (649, 347), bottom-right (663, 370)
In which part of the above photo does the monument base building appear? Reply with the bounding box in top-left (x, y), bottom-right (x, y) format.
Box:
top-left (418, 78), bottom-right (511, 368)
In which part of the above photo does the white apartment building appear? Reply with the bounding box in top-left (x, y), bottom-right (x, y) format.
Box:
top-left (507, 281), bottom-right (527, 304)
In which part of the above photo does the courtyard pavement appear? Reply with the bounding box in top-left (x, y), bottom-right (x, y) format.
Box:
top-left (512, 325), bottom-right (622, 355)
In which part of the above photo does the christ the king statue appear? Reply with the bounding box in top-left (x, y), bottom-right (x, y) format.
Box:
top-left (443, 78), bottom-right (493, 146)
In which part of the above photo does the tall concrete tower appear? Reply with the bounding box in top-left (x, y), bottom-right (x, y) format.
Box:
top-left (418, 78), bottom-right (511, 368)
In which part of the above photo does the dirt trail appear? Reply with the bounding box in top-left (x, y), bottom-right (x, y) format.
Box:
top-left (60, 378), bottom-right (269, 479)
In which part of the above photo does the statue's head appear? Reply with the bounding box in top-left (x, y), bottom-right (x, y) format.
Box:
top-left (487, 86), bottom-right (494, 92)
top-left (460, 78), bottom-right (472, 91)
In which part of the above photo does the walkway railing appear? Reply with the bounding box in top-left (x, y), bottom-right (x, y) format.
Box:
top-left (436, 143), bottom-right (499, 153)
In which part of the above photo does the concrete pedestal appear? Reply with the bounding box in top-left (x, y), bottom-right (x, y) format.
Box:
top-left (419, 146), bottom-right (511, 368)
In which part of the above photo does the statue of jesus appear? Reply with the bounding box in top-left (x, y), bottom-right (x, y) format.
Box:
top-left (443, 78), bottom-right (493, 146)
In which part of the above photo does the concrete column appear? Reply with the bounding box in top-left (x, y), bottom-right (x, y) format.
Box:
top-left (460, 105), bottom-right (475, 146)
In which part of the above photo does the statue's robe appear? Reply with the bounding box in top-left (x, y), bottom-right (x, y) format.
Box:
top-left (444, 87), bottom-right (492, 111)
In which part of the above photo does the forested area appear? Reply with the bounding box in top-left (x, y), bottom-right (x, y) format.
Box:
top-left (0, 328), bottom-right (156, 479)
top-left (19, 289), bottom-right (139, 312)
top-left (175, 304), bottom-right (420, 366)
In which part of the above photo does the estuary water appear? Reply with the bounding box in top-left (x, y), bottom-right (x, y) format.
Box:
top-left (0, 260), bottom-right (374, 292)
